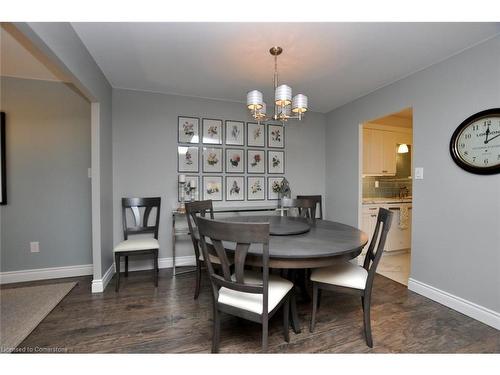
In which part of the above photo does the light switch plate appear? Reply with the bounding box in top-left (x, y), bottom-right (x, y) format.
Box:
top-left (415, 167), bottom-right (424, 180)
top-left (30, 241), bottom-right (40, 253)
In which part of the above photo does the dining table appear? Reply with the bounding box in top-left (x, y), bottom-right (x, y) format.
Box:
top-left (218, 215), bottom-right (369, 333)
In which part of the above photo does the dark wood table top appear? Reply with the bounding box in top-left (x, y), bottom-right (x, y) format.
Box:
top-left (218, 215), bottom-right (369, 269)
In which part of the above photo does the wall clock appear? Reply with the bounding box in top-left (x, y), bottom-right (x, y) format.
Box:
top-left (450, 108), bottom-right (500, 175)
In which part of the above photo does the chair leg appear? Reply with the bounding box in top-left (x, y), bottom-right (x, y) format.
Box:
top-left (283, 297), bottom-right (290, 343)
top-left (212, 307), bottom-right (220, 353)
top-left (317, 289), bottom-right (322, 309)
top-left (363, 294), bottom-right (373, 347)
top-left (262, 318), bottom-right (269, 353)
top-left (290, 291), bottom-right (301, 334)
top-left (114, 253), bottom-right (121, 292)
top-left (194, 259), bottom-right (202, 300)
top-left (124, 256), bottom-right (129, 277)
top-left (310, 283), bottom-right (318, 332)
top-left (153, 250), bottom-right (159, 287)
top-left (361, 296), bottom-right (365, 312)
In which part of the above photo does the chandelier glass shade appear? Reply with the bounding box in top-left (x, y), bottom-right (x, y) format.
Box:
top-left (246, 47), bottom-right (309, 124)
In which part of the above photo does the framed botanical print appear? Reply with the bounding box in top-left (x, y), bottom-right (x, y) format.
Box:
top-left (226, 176), bottom-right (245, 201)
top-left (203, 176), bottom-right (223, 201)
top-left (1, 112), bottom-right (6, 205)
top-left (225, 120), bottom-right (244, 146)
top-left (202, 118), bottom-right (223, 144)
top-left (268, 150), bottom-right (285, 174)
top-left (202, 147), bottom-right (223, 173)
top-left (178, 175), bottom-right (200, 202)
top-left (247, 176), bottom-right (265, 201)
top-left (225, 148), bottom-right (244, 173)
top-left (247, 149), bottom-right (265, 174)
top-left (268, 124), bottom-right (284, 148)
top-left (268, 177), bottom-right (284, 200)
top-left (178, 146), bottom-right (199, 173)
top-left (178, 116), bottom-right (199, 144)
top-left (247, 122), bottom-right (265, 147)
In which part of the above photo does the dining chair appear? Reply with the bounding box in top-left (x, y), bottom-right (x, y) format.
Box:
top-left (296, 195), bottom-right (323, 219)
top-left (113, 197), bottom-right (161, 292)
top-left (309, 207), bottom-right (393, 347)
top-left (279, 197), bottom-right (317, 220)
top-left (196, 217), bottom-right (295, 353)
top-left (185, 200), bottom-right (233, 300)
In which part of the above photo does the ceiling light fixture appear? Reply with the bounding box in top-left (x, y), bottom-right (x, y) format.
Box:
top-left (246, 46), bottom-right (309, 124)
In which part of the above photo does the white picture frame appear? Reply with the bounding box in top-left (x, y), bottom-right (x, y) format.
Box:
top-left (178, 116), bottom-right (199, 144)
top-left (268, 124), bottom-right (284, 148)
top-left (225, 120), bottom-right (244, 146)
top-left (247, 176), bottom-right (265, 201)
top-left (202, 118), bottom-right (223, 144)
top-left (202, 147), bottom-right (223, 173)
top-left (203, 176), bottom-right (223, 201)
top-left (225, 148), bottom-right (244, 173)
top-left (226, 176), bottom-right (245, 201)
top-left (268, 176), bottom-right (284, 200)
top-left (268, 150), bottom-right (285, 174)
top-left (247, 122), bottom-right (265, 147)
top-left (247, 149), bottom-right (265, 174)
top-left (178, 146), bottom-right (199, 173)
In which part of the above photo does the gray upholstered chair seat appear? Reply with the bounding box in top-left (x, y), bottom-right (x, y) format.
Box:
top-left (218, 271), bottom-right (293, 315)
top-left (310, 262), bottom-right (368, 290)
top-left (114, 238), bottom-right (159, 252)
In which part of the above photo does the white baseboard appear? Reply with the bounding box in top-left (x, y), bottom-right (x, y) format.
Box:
top-left (90, 255), bottom-right (196, 293)
top-left (408, 278), bottom-right (500, 330)
top-left (0, 264), bottom-right (93, 284)
top-left (91, 264), bottom-right (114, 293)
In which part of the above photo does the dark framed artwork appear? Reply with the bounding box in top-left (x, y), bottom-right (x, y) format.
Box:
top-left (202, 118), bottom-right (223, 144)
top-left (202, 147), bottom-right (223, 173)
top-left (268, 124), bottom-right (285, 148)
top-left (178, 116), bottom-right (200, 144)
top-left (247, 176), bottom-right (265, 201)
top-left (267, 150), bottom-right (285, 174)
top-left (247, 149), bottom-right (265, 174)
top-left (177, 146), bottom-right (199, 173)
top-left (178, 175), bottom-right (200, 202)
top-left (268, 176), bottom-right (284, 200)
top-left (225, 176), bottom-right (245, 201)
top-left (225, 148), bottom-right (244, 173)
top-left (203, 175), bottom-right (223, 201)
top-left (0, 112), bottom-right (6, 205)
top-left (247, 122), bottom-right (265, 147)
top-left (225, 120), bottom-right (245, 146)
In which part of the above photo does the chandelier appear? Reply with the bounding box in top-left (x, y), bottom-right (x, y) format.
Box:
top-left (246, 46), bottom-right (308, 124)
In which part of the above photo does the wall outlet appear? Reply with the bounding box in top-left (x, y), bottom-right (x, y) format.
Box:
top-left (374, 180), bottom-right (379, 188)
top-left (415, 167), bottom-right (424, 180)
top-left (30, 241), bottom-right (40, 253)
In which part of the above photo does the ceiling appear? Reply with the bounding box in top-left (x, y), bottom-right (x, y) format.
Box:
top-left (71, 22), bottom-right (500, 113)
top-left (370, 107), bottom-right (413, 128)
top-left (1, 24), bottom-right (70, 82)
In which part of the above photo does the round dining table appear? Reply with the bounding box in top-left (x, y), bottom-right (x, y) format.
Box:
top-left (218, 215), bottom-right (369, 333)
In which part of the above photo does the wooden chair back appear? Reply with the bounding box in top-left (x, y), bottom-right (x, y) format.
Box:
top-left (296, 195), bottom-right (323, 219)
top-left (196, 217), bottom-right (270, 314)
top-left (185, 200), bottom-right (214, 258)
top-left (279, 198), bottom-right (317, 220)
top-left (363, 207), bottom-right (393, 291)
top-left (121, 197), bottom-right (161, 240)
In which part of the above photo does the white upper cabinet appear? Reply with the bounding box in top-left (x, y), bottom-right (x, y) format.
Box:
top-left (363, 128), bottom-right (397, 176)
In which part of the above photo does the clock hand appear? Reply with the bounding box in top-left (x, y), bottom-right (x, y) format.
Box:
top-left (484, 124), bottom-right (490, 144)
top-left (485, 132), bottom-right (500, 144)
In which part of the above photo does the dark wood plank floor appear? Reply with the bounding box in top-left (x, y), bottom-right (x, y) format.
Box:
top-left (5, 269), bottom-right (499, 353)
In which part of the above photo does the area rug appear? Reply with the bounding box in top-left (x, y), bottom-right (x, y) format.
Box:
top-left (0, 282), bottom-right (77, 353)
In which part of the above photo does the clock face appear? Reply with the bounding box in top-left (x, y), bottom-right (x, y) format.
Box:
top-left (450, 109), bottom-right (500, 175)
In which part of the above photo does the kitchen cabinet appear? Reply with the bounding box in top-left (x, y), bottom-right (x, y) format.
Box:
top-left (363, 128), bottom-right (397, 176)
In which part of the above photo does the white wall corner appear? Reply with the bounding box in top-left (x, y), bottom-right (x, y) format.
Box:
top-left (0, 264), bottom-right (93, 284)
top-left (91, 263), bottom-right (114, 293)
top-left (408, 278), bottom-right (500, 331)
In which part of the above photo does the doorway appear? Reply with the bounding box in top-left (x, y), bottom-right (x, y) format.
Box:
top-left (358, 107), bottom-right (413, 286)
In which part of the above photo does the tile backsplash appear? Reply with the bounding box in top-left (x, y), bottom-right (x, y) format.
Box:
top-left (363, 147), bottom-right (412, 198)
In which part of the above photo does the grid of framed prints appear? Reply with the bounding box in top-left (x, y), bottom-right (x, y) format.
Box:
top-left (177, 115), bottom-right (285, 202)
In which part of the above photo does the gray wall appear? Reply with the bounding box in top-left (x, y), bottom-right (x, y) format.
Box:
top-left (325, 35), bottom-right (500, 312)
top-left (0, 77), bottom-right (92, 271)
top-left (112, 88), bottom-right (327, 258)
top-left (14, 22), bottom-right (114, 278)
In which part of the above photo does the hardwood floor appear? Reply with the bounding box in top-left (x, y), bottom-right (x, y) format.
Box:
top-left (5, 269), bottom-right (499, 353)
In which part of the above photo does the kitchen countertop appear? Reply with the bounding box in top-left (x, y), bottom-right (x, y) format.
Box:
top-left (363, 197), bottom-right (412, 205)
